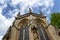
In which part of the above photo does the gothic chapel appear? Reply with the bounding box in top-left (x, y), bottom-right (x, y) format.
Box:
top-left (2, 9), bottom-right (60, 40)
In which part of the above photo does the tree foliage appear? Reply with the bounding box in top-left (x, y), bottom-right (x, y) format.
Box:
top-left (50, 13), bottom-right (60, 28)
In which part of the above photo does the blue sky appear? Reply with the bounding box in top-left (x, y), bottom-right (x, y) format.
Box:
top-left (0, 0), bottom-right (60, 40)
top-left (52, 0), bottom-right (60, 13)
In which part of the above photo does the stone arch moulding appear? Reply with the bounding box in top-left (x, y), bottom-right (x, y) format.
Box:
top-left (35, 18), bottom-right (47, 28)
top-left (18, 18), bottom-right (29, 28)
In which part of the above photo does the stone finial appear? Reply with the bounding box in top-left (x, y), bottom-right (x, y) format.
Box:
top-left (40, 11), bottom-right (44, 17)
top-left (40, 11), bottom-right (46, 18)
top-left (17, 12), bottom-right (20, 17)
top-left (29, 8), bottom-right (32, 13)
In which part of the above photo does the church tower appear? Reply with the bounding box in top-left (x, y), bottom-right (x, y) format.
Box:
top-left (2, 9), bottom-right (60, 40)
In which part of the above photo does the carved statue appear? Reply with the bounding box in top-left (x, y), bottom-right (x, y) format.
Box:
top-left (31, 26), bottom-right (39, 40)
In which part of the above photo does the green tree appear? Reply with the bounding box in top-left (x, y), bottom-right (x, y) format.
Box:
top-left (50, 13), bottom-right (60, 29)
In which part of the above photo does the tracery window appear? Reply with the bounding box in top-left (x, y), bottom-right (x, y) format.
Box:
top-left (18, 18), bottom-right (50, 40)
top-left (38, 25), bottom-right (50, 40)
top-left (19, 26), bottom-right (29, 40)
top-left (25, 26), bottom-right (29, 40)
top-left (19, 27), bottom-right (23, 40)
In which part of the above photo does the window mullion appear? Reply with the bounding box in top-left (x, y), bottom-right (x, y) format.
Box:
top-left (25, 26), bottom-right (29, 40)
top-left (19, 27), bottom-right (23, 40)
top-left (38, 25), bottom-right (45, 40)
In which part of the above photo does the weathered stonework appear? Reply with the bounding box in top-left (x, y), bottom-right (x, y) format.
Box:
top-left (2, 10), bottom-right (60, 40)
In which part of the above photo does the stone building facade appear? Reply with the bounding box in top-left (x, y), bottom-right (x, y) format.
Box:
top-left (2, 9), bottom-right (60, 40)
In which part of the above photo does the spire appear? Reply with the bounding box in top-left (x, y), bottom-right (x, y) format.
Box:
top-left (29, 8), bottom-right (32, 13)
top-left (17, 12), bottom-right (20, 17)
top-left (40, 11), bottom-right (46, 18)
top-left (40, 11), bottom-right (44, 17)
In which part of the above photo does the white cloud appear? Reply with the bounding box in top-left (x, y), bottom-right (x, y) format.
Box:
top-left (0, 11), bottom-right (15, 32)
top-left (0, 3), bottom-right (19, 39)
top-left (0, 36), bottom-right (3, 40)
top-left (0, 8), bottom-right (2, 14)
top-left (0, 0), bottom-right (5, 4)
top-left (43, 0), bottom-right (54, 8)
top-left (2, 4), bottom-right (7, 8)
top-left (46, 17), bottom-right (50, 23)
top-left (0, 7), bottom-right (15, 40)
top-left (10, 0), bottom-right (54, 14)
top-left (0, 7), bottom-right (14, 28)
top-left (0, 0), bottom-right (55, 40)
top-left (47, 9), bottom-right (51, 14)
top-left (12, 9), bottom-right (20, 16)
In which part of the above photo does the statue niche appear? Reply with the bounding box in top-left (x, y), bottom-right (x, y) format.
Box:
top-left (31, 26), bottom-right (39, 40)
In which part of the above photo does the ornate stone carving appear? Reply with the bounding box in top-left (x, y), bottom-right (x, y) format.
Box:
top-left (2, 11), bottom-right (60, 40)
top-left (31, 26), bottom-right (39, 40)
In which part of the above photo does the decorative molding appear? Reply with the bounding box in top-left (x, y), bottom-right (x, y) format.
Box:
top-left (15, 12), bottom-right (46, 20)
top-left (12, 24), bottom-right (20, 30)
top-left (29, 8), bottom-right (32, 13)
top-left (44, 24), bottom-right (50, 29)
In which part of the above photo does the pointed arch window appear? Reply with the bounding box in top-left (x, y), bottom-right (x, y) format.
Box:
top-left (19, 26), bottom-right (29, 40)
top-left (38, 25), bottom-right (50, 40)
top-left (19, 27), bottom-right (23, 40)
top-left (25, 26), bottom-right (29, 40)
top-left (38, 26), bottom-right (45, 40)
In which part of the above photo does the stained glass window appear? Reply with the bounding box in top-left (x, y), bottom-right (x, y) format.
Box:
top-left (19, 27), bottom-right (23, 40)
top-left (38, 25), bottom-right (50, 40)
top-left (38, 27), bottom-right (45, 40)
top-left (25, 26), bottom-right (29, 40)
top-left (41, 27), bottom-right (50, 40)
top-left (19, 26), bottom-right (29, 40)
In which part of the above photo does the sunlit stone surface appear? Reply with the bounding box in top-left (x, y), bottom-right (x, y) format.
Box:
top-left (2, 10), bottom-right (60, 40)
